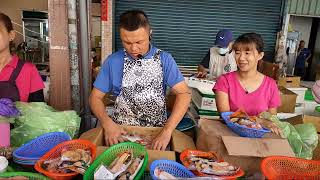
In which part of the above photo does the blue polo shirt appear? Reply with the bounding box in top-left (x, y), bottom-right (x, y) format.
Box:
top-left (94, 45), bottom-right (184, 96)
top-left (295, 48), bottom-right (311, 68)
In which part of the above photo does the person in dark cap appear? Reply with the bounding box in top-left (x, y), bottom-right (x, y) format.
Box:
top-left (197, 29), bottom-right (237, 79)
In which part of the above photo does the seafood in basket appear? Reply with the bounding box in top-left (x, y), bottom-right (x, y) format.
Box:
top-left (0, 147), bottom-right (14, 160)
top-left (229, 110), bottom-right (263, 130)
top-left (117, 155), bottom-right (145, 180)
top-left (122, 133), bottom-right (152, 148)
top-left (187, 156), bottom-right (239, 176)
top-left (94, 150), bottom-right (145, 180)
top-left (181, 150), bottom-right (240, 177)
top-left (154, 168), bottom-right (177, 179)
top-left (42, 148), bottom-right (91, 174)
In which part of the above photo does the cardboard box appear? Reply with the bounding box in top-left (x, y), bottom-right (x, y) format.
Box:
top-left (278, 87), bottom-right (297, 113)
top-left (277, 76), bottom-right (301, 88)
top-left (285, 115), bottom-right (320, 133)
top-left (284, 115), bottom-right (320, 160)
top-left (287, 87), bottom-right (307, 104)
top-left (95, 36), bottom-right (101, 48)
top-left (91, 3), bottom-right (101, 17)
top-left (313, 135), bottom-right (320, 160)
top-left (258, 60), bottom-right (279, 80)
top-left (191, 88), bottom-right (216, 111)
top-left (196, 119), bottom-right (294, 175)
top-left (80, 126), bottom-right (195, 169)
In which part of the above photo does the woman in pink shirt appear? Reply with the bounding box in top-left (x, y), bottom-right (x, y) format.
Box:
top-left (0, 12), bottom-right (44, 102)
top-left (213, 33), bottom-right (281, 134)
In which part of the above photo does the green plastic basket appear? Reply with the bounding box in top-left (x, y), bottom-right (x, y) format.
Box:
top-left (305, 89), bottom-right (315, 101)
top-left (0, 172), bottom-right (49, 180)
top-left (83, 142), bottom-right (148, 180)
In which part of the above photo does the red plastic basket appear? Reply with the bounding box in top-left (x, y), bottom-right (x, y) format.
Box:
top-left (180, 150), bottom-right (245, 180)
top-left (34, 139), bottom-right (96, 180)
top-left (261, 156), bottom-right (320, 180)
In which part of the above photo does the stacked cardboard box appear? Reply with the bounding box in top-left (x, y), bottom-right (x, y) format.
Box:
top-left (278, 87), bottom-right (297, 113)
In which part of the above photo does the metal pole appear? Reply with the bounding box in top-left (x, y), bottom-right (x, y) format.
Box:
top-left (79, 0), bottom-right (92, 132)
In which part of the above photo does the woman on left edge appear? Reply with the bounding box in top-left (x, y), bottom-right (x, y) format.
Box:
top-left (0, 12), bottom-right (44, 102)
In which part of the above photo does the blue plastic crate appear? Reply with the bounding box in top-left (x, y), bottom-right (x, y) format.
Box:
top-left (221, 112), bottom-right (270, 138)
top-left (13, 132), bottom-right (70, 164)
top-left (150, 159), bottom-right (195, 180)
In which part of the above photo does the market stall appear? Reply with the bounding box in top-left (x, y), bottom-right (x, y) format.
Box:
top-left (1, 77), bottom-right (320, 179)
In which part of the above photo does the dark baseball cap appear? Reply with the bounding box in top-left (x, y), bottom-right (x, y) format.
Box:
top-left (215, 29), bottom-right (233, 48)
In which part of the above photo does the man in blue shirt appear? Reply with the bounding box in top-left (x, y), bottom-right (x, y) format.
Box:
top-left (294, 40), bottom-right (311, 79)
top-left (90, 10), bottom-right (191, 150)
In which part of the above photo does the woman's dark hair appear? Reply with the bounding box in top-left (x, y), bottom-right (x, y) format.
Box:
top-left (0, 12), bottom-right (13, 32)
top-left (233, 33), bottom-right (264, 53)
top-left (119, 10), bottom-right (150, 31)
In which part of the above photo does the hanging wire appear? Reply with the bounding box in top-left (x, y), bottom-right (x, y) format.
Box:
top-left (12, 21), bottom-right (49, 38)
top-left (14, 30), bottom-right (49, 44)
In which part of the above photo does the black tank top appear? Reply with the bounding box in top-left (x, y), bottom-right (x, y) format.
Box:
top-left (0, 59), bottom-right (25, 101)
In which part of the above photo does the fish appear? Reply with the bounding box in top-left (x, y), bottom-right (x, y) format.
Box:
top-left (109, 151), bottom-right (133, 177)
top-left (187, 155), bottom-right (239, 176)
top-left (200, 161), bottom-right (240, 176)
top-left (117, 155), bottom-right (144, 180)
top-left (42, 148), bottom-right (92, 174)
top-left (122, 133), bottom-right (151, 147)
top-left (154, 168), bottom-right (177, 179)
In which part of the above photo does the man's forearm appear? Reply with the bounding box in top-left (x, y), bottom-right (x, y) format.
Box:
top-left (164, 92), bottom-right (191, 132)
top-left (89, 96), bottom-right (114, 128)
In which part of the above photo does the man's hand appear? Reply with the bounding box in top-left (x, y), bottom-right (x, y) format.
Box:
top-left (104, 121), bottom-right (127, 146)
top-left (152, 128), bottom-right (172, 151)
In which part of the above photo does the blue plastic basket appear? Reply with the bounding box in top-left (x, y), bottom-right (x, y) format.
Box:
top-left (150, 159), bottom-right (195, 180)
top-left (221, 112), bottom-right (271, 138)
top-left (13, 132), bottom-right (70, 165)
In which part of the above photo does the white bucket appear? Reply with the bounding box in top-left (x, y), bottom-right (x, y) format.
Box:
top-left (0, 156), bottom-right (8, 173)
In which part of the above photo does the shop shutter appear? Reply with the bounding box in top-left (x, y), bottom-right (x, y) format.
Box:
top-left (115, 0), bottom-right (283, 76)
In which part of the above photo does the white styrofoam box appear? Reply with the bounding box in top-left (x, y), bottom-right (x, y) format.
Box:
top-left (186, 77), bottom-right (216, 91)
top-left (188, 103), bottom-right (219, 120)
top-left (300, 81), bottom-right (315, 89)
top-left (304, 100), bottom-right (320, 116)
top-left (43, 80), bottom-right (50, 103)
top-left (191, 87), bottom-right (216, 111)
top-left (287, 87), bottom-right (307, 104)
top-left (277, 113), bottom-right (299, 120)
top-left (294, 103), bottom-right (304, 115)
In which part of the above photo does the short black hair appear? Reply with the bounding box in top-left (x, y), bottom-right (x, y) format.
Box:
top-left (233, 33), bottom-right (264, 53)
top-left (119, 10), bottom-right (150, 31)
top-left (0, 12), bottom-right (13, 32)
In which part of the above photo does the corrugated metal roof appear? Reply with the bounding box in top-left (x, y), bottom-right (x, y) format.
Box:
top-left (288, 0), bottom-right (320, 16)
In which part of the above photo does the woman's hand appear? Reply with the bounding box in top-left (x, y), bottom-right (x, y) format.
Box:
top-left (259, 118), bottom-right (282, 136)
